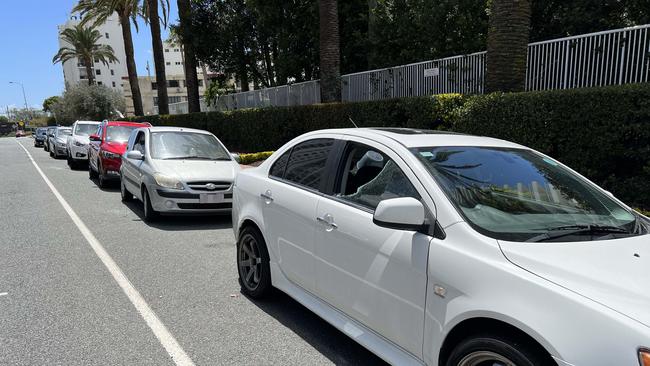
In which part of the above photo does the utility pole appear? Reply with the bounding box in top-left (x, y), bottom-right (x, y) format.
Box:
top-left (9, 81), bottom-right (31, 120)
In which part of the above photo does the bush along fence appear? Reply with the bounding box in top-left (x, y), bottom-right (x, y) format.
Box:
top-left (124, 83), bottom-right (650, 209)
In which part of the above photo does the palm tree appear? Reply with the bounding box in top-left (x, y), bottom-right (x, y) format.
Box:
top-left (53, 24), bottom-right (119, 86)
top-left (143, 0), bottom-right (170, 115)
top-left (176, 0), bottom-right (201, 113)
top-left (319, 0), bottom-right (341, 102)
top-left (74, 0), bottom-right (145, 116)
top-left (485, 0), bottom-right (532, 93)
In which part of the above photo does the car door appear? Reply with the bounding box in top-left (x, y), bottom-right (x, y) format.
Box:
top-left (313, 138), bottom-right (431, 359)
top-left (88, 123), bottom-right (102, 170)
top-left (261, 138), bottom-right (338, 293)
top-left (122, 130), bottom-right (146, 196)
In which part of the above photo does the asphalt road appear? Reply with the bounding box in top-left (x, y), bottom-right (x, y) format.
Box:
top-left (0, 137), bottom-right (387, 365)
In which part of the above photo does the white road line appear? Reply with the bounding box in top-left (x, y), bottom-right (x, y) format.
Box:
top-left (0, 292), bottom-right (8, 296)
top-left (16, 140), bottom-right (194, 366)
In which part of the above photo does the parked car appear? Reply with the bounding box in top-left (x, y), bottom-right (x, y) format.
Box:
top-left (66, 120), bottom-right (100, 168)
top-left (15, 129), bottom-right (25, 138)
top-left (88, 120), bottom-right (151, 188)
top-left (33, 127), bottom-right (47, 146)
top-left (120, 126), bottom-right (240, 221)
top-left (43, 126), bottom-right (57, 151)
top-left (232, 128), bottom-right (650, 366)
top-left (48, 127), bottom-right (72, 158)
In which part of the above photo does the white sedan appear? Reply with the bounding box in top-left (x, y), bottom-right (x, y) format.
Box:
top-left (232, 128), bottom-right (650, 366)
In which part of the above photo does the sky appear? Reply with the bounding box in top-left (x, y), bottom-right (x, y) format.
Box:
top-left (0, 0), bottom-right (179, 115)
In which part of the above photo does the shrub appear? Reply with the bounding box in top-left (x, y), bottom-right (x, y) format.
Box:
top-left (124, 84), bottom-right (650, 208)
top-left (238, 151), bottom-right (274, 165)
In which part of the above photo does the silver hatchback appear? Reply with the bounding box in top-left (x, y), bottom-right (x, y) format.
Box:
top-left (120, 126), bottom-right (241, 221)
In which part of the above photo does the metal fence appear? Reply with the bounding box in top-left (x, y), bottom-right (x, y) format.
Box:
top-left (200, 24), bottom-right (650, 112)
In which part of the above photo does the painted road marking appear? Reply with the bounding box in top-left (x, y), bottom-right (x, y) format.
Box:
top-left (0, 292), bottom-right (7, 296)
top-left (16, 140), bottom-right (194, 366)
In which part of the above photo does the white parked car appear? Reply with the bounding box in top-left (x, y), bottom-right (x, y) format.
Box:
top-left (232, 128), bottom-right (650, 366)
top-left (120, 126), bottom-right (240, 221)
top-left (66, 120), bottom-right (100, 168)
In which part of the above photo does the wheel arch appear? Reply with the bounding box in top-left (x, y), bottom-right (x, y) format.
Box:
top-left (438, 316), bottom-right (558, 366)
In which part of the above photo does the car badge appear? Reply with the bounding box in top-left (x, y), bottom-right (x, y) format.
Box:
top-left (206, 183), bottom-right (217, 190)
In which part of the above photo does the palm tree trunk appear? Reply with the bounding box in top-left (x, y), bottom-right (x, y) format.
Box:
top-left (148, 0), bottom-right (169, 115)
top-left (319, 0), bottom-right (341, 103)
top-left (118, 11), bottom-right (144, 116)
top-left (485, 0), bottom-right (532, 93)
top-left (177, 0), bottom-right (201, 113)
top-left (85, 57), bottom-right (95, 86)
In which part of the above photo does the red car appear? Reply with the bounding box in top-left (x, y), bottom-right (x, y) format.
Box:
top-left (88, 120), bottom-right (151, 188)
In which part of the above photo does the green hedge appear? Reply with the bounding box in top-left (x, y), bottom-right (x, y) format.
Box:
top-left (126, 83), bottom-right (650, 208)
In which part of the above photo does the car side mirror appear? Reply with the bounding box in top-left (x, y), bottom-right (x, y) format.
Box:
top-left (89, 134), bottom-right (101, 142)
top-left (126, 150), bottom-right (144, 160)
top-left (231, 153), bottom-right (241, 163)
top-left (373, 197), bottom-right (426, 231)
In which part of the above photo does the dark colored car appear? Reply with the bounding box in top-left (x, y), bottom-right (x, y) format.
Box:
top-left (88, 120), bottom-right (151, 188)
top-left (34, 127), bottom-right (47, 146)
top-left (43, 126), bottom-right (57, 151)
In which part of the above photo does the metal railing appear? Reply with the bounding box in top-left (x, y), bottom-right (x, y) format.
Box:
top-left (199, 24), bottom-right (650, 112)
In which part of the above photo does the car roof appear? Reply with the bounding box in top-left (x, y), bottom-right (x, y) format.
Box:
top-left (56, 126), bottom-right (72, 130)
top-left (144, 126), bottom-right (211, 134)
top-left (304, 127), bottom-right (526, 149)
top-left (105, 120), bottom-right (151, 127)
top-left (75, 120), bottom-right (100, 124)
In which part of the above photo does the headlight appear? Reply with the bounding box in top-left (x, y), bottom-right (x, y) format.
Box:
top-left (101, 150), bottom-right (121, 159)
top-left (153, 173), bottom-right (183, 190)
top-left (74, 140), bottom-right (86, 147)
top-left (640, 349), bottom-right (650, 366)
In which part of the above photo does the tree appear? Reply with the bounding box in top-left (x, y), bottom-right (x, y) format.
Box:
top-left (74, 0), bottom-right (145, 116)
top-left (319, 0), bottom-right (341, 102)
top-left (53, 24), bottom-right (119, 86)
top-left (0, 116), bottom-right (8, 124)
top-left (143, 0), bottom-right (171, 114)
top-left (485, 0), bottom-right (532, 93)
top-left (51, 84), bottom-right (126, 124)
top-left (43, 96), bottom-right (61, 113)
top-left (176, 0), bottom-right (201, 112)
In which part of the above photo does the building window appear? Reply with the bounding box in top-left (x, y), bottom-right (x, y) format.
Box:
top-left (168, 80), bottom-right (180, 88)
top-left (166, 62), bottom-right (171, 65)
top-left (105, 32), bottom-right (109, 39)
top-left (169, 96), bottom-right (182, 103)
top-left (96, 69), bottom-right (101, 75)
top-left (174, 48), bottom-right (179, 52)
top-left (94, 57), bottom-right (99, 63)
top-left (164, 49), bottom-right (169, 52)
top-left (112, 81), bottom-right (116, 87)
top-left (153, 97), bottom-right (158, 106)
top-left (110, 69), bottom-right (114, 76)
top-left (97, 81), bottom-right (103, 85)
top-left (151, 82), bottom-right (158, 90)
top-left (175, 61), bottom-right (181, 65)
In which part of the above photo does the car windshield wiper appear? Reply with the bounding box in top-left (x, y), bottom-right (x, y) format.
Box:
top-left (526, 224), bottom-right (630, 242)
top-left (164, 156), bottom-right (218, 160)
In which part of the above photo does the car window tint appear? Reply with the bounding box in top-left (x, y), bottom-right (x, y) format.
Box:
top-left (269, 150), bottom-right (291, 178)
top-left (335, 142), bottom-right (420, 210)
top-left (284, 139), bottom-right (334, 190)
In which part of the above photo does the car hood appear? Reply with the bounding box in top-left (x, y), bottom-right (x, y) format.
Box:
top-left (103, 141), bottom-right (128, 154)
top-left (152, 159), bottom-right (240, 183)
top-left (55, 136), bottom-right (69, 143)
top-left (73, 135), bottom-right (90, 145)
top-left (499, 235), bottom-right (650, 327)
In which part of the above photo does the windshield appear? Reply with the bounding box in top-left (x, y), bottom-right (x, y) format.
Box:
top-left (106, 125), bottom-right (136, 143)
top-left (413, 146), bottom-right (643, 242)
top-left (57, 129), bottom-right (72, 137)
top-left (74, 123), bottom-right (98, 136)
top-left (37, 128), bottom-right (47, 136)
top-left (150, 132), bottom-right (231, 160)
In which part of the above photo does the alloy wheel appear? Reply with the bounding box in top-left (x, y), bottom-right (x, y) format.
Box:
top-left (238, 233), bottom-right (262, 291)
top-left (457, 351), bottom-right (516, 366)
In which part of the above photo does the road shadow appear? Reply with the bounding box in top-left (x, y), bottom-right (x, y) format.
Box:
top-left (122, 199), bottom-right (233, 231)
top-left (244, 290), bottom-right (389, 366)
top-left (88, 176), bottom-right (121, 192)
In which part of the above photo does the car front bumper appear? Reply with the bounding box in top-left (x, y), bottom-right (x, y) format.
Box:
top-left (69, 143), bottom-right (89, 161)
top-left (54, 142), bottom-right (68, 156)
top-left (149, 188), bottom-right (233, 214)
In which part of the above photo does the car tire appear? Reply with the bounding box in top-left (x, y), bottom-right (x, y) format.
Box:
top-left (445, 332), bottom-right (549, 366)
top-left (237, 226), bottom-right (272, 299)
top-left (97, 162), bottom-right (107, 188)
top-left (121, 177), bottom-right (133, 202)
top-left (89, 160), bottom-right (98, 179)
top-left (67, 155), bottom-right (74, 169)
top-left (142, 187), bottom-right (158, 222)
top-left (49, 147), bottom-right (54, 157)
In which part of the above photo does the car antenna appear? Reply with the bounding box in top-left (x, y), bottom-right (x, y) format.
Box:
top-left (348, 116), bottom-right (359, 128)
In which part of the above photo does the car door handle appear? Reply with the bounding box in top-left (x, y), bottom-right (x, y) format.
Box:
top-left (260, 191), bottom-right (273, 203)
top-left (317, 215), bottom-right (338, 230)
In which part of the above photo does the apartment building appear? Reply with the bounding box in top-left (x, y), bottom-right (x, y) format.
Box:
top-left (57, 14), bottom-right (128, 91)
